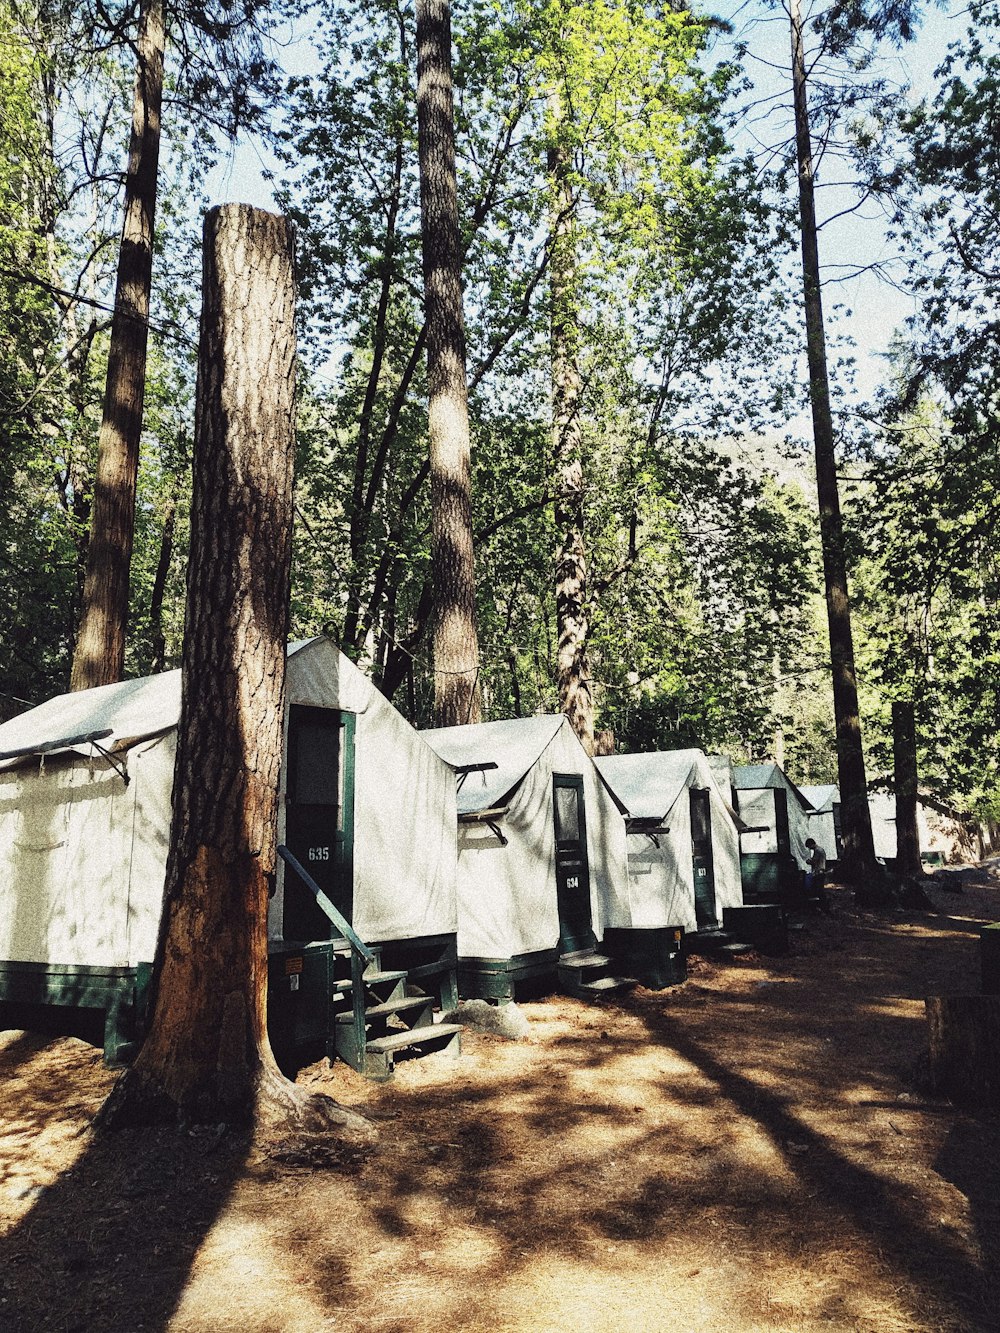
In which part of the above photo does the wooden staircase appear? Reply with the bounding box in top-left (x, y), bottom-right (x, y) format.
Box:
top-left (331, 942), bottom-right (462, 1080)
top-left (277, 846), bottom-right (461, 1080)
top-left (685, 927), bottom-right (753, 960)
top-left (557, 949), bottom-right (637, 1001)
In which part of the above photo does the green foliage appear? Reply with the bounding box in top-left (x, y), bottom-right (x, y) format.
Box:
top-left (852, 400), bottom-right (1000, 817)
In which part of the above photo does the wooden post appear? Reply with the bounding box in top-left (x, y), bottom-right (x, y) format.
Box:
top-left (893, 700), bottom-right (921, 878)
top-left (926, 995), bottom-right (1000, 1109)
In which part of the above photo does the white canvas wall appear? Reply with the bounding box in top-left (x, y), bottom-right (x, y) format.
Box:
top-left (0, 734), bottom-right (173, 969)
top-left (352, 685), bottom-right (457, 942)
top-left (738, 785), bottom-right (812, 866)
top-left (600, 755), bottom-right (743, 933)
top-left (450, 718), bottom-right (628, 960)
top-left (737, 789), bottom-right (779, 855)
top-left (867, 792), bottom-right (986, 864)
top-left (807, 810), bottom-right (839, 861)
top-left (270, 641), bottom-right (458, 944)
top-left (0, 638), bottom-right (456, 972)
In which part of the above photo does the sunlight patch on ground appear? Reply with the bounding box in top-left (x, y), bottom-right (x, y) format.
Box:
top-left (0, 1031), bottom-right (109, 1230)
top-left (173, 1215), bottom-right (338, 1333)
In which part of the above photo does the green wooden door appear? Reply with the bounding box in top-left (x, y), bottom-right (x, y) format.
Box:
top-left (690, 787), bottom-right (718, 930)
top-left (553, 773), bottom-right (596, 955)
top-left (282, 706), bottom-right (355, 942)
top-left (773, 788), bottom-right (790, 856)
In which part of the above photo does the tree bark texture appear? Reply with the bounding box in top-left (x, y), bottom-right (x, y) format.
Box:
top-left (549, 126), bottom-right (594, 755)
top-left (415, 0), bottom-right (481, 727)
top-left (892, 700), bottom-right (922, 878)
top-left (71, 0), bottom-right (165, 692)
top-left (789, 0), bottom-right (876, 880)
top-left (926, 995), bottom-right (1000, 1110)
top-left (100, 206), bottom-right (368, 1139)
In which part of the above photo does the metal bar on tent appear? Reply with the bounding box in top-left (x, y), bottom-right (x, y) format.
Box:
top-left (0, 727), bottom-right (113, 763)
top-left (454, 760), bottom-right (498, 791)
top-left (277, 845), bottom-right (375, 964)
top-left (87, 739), bottom-right (130, 785)
top-left (458, 806), bottom-right (509, 846)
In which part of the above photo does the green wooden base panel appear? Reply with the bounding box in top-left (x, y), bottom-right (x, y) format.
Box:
top-left (601, 927), bottom-right (687, 990)
top-left (458, 950), bottom-right (560, 1003)
top-left (266, 940), bottom-right (343, 1072)
top-left (0, 960), bottom-right (152, 1067)
top-left (740, 853), bottom-right (803, 904)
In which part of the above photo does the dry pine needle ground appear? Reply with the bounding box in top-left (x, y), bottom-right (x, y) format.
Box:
top-left (1, 871), bottom-right (999, 1332)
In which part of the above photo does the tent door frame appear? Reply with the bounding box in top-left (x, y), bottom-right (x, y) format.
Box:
top-left (552, 772), bottom-right (596, 956)
top-left (773, 788), bottom-right (791, 857)
top-left (690, 786), bottom-right (719, 930)
top-left (282, 705), bottom-right (356, 942)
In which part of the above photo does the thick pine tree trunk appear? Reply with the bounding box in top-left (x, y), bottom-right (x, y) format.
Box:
top-left (893, 700), bottom-right (922, 878)
top-left (415, 0), bottom-right (481, 727)
top-left (99, 205), bottom-right (370, 1140)
top-left (549, 128), bottom-right (594, 755)
top-left (71, 0), bottom-right (165, 691)
top-left (789, 0), bottom-right (876, 881)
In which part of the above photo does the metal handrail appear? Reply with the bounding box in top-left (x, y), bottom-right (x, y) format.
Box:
top-left (276, 845), bottom-right (375, 964)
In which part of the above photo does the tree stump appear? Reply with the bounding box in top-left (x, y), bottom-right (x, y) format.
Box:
top-left (925, 995), bottom-right (1000, 1109)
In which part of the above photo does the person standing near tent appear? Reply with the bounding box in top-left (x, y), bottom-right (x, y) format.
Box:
top-left (804, 837), bottom-right (831, 913)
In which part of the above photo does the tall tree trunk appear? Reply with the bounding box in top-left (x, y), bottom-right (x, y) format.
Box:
top-left (70, 0), bottom-right (165, 692)
top-left (893, 700), bottom-right (921, 878)
top-left (415, 0), bottom-right (481, 727)
top-left (789, 0), bottom-right (876, 881)
top-left (148, 488), bottom-right (177, 674)
top-left (99, 205), bottom-right (369, 1141)
top-left (548, 122), bottom-right (594, 755)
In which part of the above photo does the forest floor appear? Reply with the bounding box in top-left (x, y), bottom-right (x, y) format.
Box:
top-left (2, 869), bottom-right (1000, 1333)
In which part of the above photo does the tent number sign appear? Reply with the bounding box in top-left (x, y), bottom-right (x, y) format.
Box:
top-left (308, 846), bottom-right (331, 862)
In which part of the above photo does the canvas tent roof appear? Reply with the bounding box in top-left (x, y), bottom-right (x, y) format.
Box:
top-left (598, 749), bottom-right (750, 833)
top-left (733, 762), bottom-right (813, 811)
top-left (0, 640), bottom-right (322, 771)
top-left (422, 715), bottom-right (565, 814)
top-left (594, 749), bottom-right (704, 821)
top-left (800, 784), bottom-right (839, 813)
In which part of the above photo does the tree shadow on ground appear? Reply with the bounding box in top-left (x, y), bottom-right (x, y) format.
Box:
top-left (0, 1037), bottom-right (247, 1333)
top-left (935, 1116), bottom-right (1000, 1295)
top-left (634, 1009), bottom-right (999, 1331)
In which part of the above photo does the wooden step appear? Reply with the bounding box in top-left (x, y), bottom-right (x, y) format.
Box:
top-left (560, 954), bottom-right (616, 975)
top-left (366, 1022), bottom-right (464, 1055)
top-left (559, 950), bottom-right (612, 969)
top-left (335, 996), bottom-right (432, 1025)
top-left (361, 969), bottom-right (408, 986)
top-left (579, 975), bottom-right (637, 995)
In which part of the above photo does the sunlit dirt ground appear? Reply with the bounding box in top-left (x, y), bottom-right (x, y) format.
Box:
top-left (2, 869), bottom-right (999, 1332)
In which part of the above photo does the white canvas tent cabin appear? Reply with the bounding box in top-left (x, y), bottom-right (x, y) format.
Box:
top-left (800, 784), bottom-right (841, 865)
top-left (594, 748), bottom-right (749, 982)
top-left (707, 754), bottom-right (736, 808)
top-left (0, 638), bottom-right (460, 1072)
top-left (732, 762), bottom-right (813, 902)
top-left (868, 789), bottom-right (1000, 867)
top-left (422, 714), bottom-right (633, 1001)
